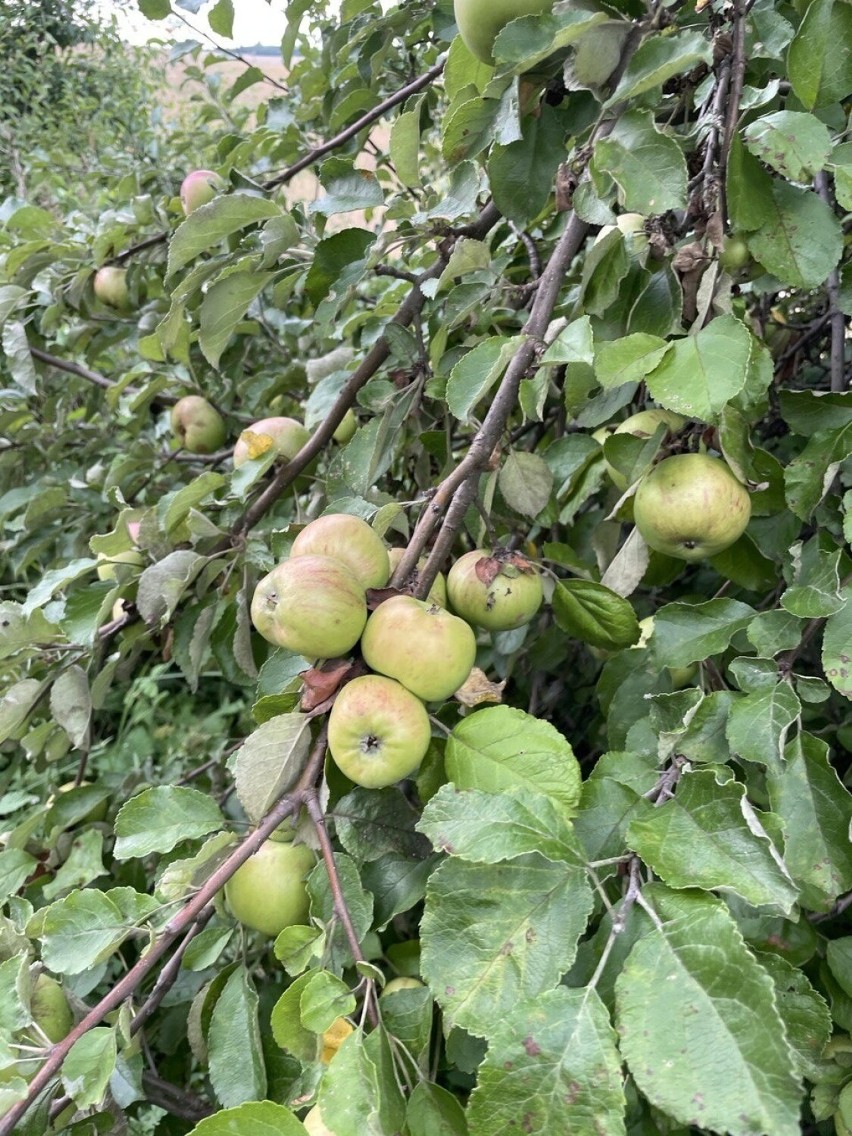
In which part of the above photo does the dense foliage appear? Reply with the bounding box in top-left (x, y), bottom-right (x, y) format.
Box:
top-left (1, 0), bottom-right (851, 1133)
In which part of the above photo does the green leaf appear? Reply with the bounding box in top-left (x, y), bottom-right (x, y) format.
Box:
top-left (487, 105), bottom-right (566, 226)
top-left (407, 1082), bottom-right (468, 1136)
top-left (185, 1101), bottom-right (306, 1136)
top-left (42, 829), bottom-right (106, 901)
top-left (652, 598), bottom-right (756, 669)
top-left (159, 472), bottom-right (225, 535)
top-left (319, 1029), bottom-right (405, 1136)
top-left (607, 29), bottom-right (712, 104)
top-left (446, 706), bottom-right (581, 818)
top-left (726, 682), bottom-right (801, 770)
top-left (113, 787), bottom-right (225, 859)
top-left (627, 769), bottom-right (798, 912)
top-left (552, 580), bottom-right (641, 651)
top-left (498, 451), bottom-right (553, 517)
top-left (299, 970), bottom-right (356, 1033)
top-left (0, 956), bottom-right (29, 1033)
top-left (441, 95), bottom-right (498, 164)
top-left (208, 0), bottom-right (234, 37)
top-left (446, 336), bottom-right (525, 422)
top-left (136, 551), bottom-right (206, 625)
top-left (311, 160), bottom-right (384, 217)
top-left (787, 0), bottom-right (852, 108)
top-left (138, 0), bottom-right (171, 16)
top-left (21, 558), bottom-right (97, 616)
top-left (747, 182), bottom-right (842, 291)
top-left (0, 848), bottom-right (37, 903)
top-left (592, 110), bottom-right (688, 214)
top-left (743, 111), bottom-right (832, 183)
top-left (49, 665), bottom-right (91, 751)
top-left (307, 854), bottom-right (374, 972)
top-left (823, 586), bottom-right (852, 700)
top-left (270, 972), bottom-right (319, 1061)
top-left (333, 787), bottom-right (431, 864)
top-left (36, 887), bottom-right (159, 974)
top-left (391, 107), bottom-right (423, 186)
top-left (62, 1027), bottom-right (116, 1110)
top-left (167, 195), bottom-right (282, 276)
top-left (615, 891), bottom-right (802, 1136)
top-left (594, 333), bottom-right (668, 390)
top-left (199, 268), bottom-right (273, 368)
top-left (305, 228), bottom-right (375, 307)
top-left (420, 855), bottom-right (593, 1036)
top-left (645, 315), bottom-right (751, 420)
top-left (467, 986), bottom-right (626, 1136)
top-left (208, 967), bottom-right (266, 1108)
top-left (784, 424), bottom-right (852, 520)
top-left (767, 732), bottom-right (852, 910)
top-left (757, 952), bottom-right (832, 1082)
top-left (2, 321), bottom-right (38, 395)
top-left (417, 785), bottom-right (584, 864)
top-left (230, 713), bottom-right (311, 825)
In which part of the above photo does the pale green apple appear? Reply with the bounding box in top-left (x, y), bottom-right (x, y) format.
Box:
top-left (179, 169), bottom-right (226, 215)
top-left (93, 266), bottom-right (129, 309)
top-left (290, 514), bottom-right (390, 591)
top-left (447, 549), bottom-right (542, 632)
top-left (453, 0), bottom-right (552, 64)
top-left (603, 409), bottom-right (687, 490)
top-left (232, 416), bottom-right (309, 468)
top-left (223, 838), bottom-right (315, 937)
top-left (328, 674), bottom-right (432, 788)
top-left (633, 453), bottom-right (751, 561)
top-left (333, 408), bottom-right (357, 443)
top-left (387, 547), bottom-right (448, 607)
top-left (170, 396), bottom-right (227, 454)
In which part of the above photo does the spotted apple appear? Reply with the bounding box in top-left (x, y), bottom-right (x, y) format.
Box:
top-left (232, 416), bottom-right (310, 468)
top-left (447, 550), bottom-right (543, 632)
top-left (170, 396), bottom-right (227, 454)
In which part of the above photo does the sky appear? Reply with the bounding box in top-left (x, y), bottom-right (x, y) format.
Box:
top-left (114, 0), bottom-right (290, 47)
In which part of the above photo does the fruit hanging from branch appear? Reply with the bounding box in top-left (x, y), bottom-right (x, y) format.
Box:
top-left (223, 838), bottom-right (315, 937)
top-left (453, 0), bottom-right (553, 64)
top-left (447, 549), bottom-right (543, 631)
top-left (633, 453), bottom-right (752, 561)
top-left (179, 169), bottom-right (226, 215)
top-left (170, 395), bottom-right (227, 454)
top-left (93, 265), bottom-right (129, 309)
top-left (290, 513), bottom-right (391, 590)
top-left (232, 416), bottom-right (310, 468)
top-left (327, 674), bottom-right (432, 788)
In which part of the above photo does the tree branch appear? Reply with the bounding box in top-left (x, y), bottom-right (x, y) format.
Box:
top-left (814, 172), bottom-right (847, 394)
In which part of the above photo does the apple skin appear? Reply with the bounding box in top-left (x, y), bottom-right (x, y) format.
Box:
top-left (333, 408), bottom-right (357, 443)
top-left (290, 514), bottom-right (390, 591)
top-left (28, 974), bottom-right (73, 1045)
top-left (454, 0), bottom-right (552, 63)
top-left (328, 675), bottom-right (432, 788)
top-left (251, 554), bottom-right (367, 659)
top-left (446, 550), bottom-right (543, 632)
top-left (360, 595), bottom-right (476, 702)
top-left (96, 548), bottom-right (144, 582)
top-left (719, 235), bottom-right (751, 273)
top-left (93, 266), bottom-right (129, 310)
top-left (180, 169), bottom-right (225, 215)
top-left (232, 416), bottom-right (310, 468)
top-left (303, 1106), bottom-right (334, 1135)
top-left (604, 409), bottom-right (687, 490)
top-left (633, 453), bottom-right (751, 562)
top-left (170, 396), bottom-right (227, 454)
top-left (387, 547), bottom-right (448, 607)
top-left (382, 976), bottom-right (424, 995)
top-left (223, 838), bottom-right (315, 937)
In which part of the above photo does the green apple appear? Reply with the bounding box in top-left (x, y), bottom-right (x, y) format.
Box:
top-left (232, 416), bottom-right (310, 468)
top-left (250, 554), bottom-right (367, 659)
top-left (290, 514), bottom-right (390, 591)
top-left (719, 234), bottom-right (751, 273)
top-left (333, 408), bottom-right (357, 444)
top-left (603, 409), bottom-right (687, 490)
top-left (28, 974), bottom-right (73, 1045)
top-left (387, 547), bottom-right (448, 607)
top-left (382, 977), bottom-right (424, 995)
top-left (223, 838), bottom-right (315, 937)
top-left (447, 549), bottom-right (543, 632)
top-left (633, 453), bottom-right (751, 562)
top-left (93, 266), bottom-right (129, 309)
top-left (179, 169), bottom-right (226, 215)
top-left (453, 0), bottom-right (552, 63)
top-left (170, 396), bottom-right (227, 454)
top-left (328, 675), bottom-right (431, 788)
top-left (360, 595), bottom-right (476, 702)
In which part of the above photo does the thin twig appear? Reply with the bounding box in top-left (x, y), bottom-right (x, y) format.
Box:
top-left (814, 172), bottom-right (847, 393)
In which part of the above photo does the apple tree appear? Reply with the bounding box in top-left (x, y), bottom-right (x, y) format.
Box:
top-left (1, 0), bottom-right (851, 1132)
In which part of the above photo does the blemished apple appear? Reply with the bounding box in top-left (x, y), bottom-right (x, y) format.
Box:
top-left (250, 554), bottom-right (367, 659)
top-left (387, 547), bottom-right (448, 607)
top-left (453, 0), bottom-right (552, 63)
top-left (633, 453), bottom-right (751, 561)
top-left (290, 514), bottom-right (390, 591)
top-left (360, 594), bottom-right (476, 702)
top-left (447, 550), bottom-right (543, 632)
top-left (93, 266), bottom-right (129, 309)
top-left (179, 169), bottom-right (226, 215)
top-left (232, 416), bottom-right (310, 468)
top-left (223, 838), bottom-right (315, 937)
top-left (328, 675), bottom-right (432, 788)
top-left (170, 396), bottom-right (227, 454)
top-left (333, 408), bottom-right (357, 443)
top-left (603, 408), bottom-right (687, 490)
top-left (28, 974), bottom-right (74, 1045)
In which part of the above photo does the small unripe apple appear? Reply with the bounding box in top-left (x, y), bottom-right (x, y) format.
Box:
top-left (251, 554), bottom-right (367, 659)
top-left (447, 550), bottom-right (543, 632)
top-left (382, 976), bottom-right (424, 995)
top-left (170, 395), bottom-right (227, 454)
top-left (232, 416), bottom-right (310, 468)
top-left (223, 838), bottom-right (315, 937)
top-left (719, 235), bottom-right (751, 273)
top-left (633, 453), bottom-right (751, 562)
top-left (93, 266), bottom-right (129, 310)
top-left (328, 674), bottom-right (432, 788)
top-left (28, 974), bottom-right (73, 1045)
top-left (454, 0), bottom-right (552, 63)
top-left (333, 408), bottom-right (357, 443)
top-left (387, 548), bottom-right (448, 607)
top-left (290, 514), bottom-right (390, 591)
top-left (360, 595), bottom-right (476, 702)
top-left (604, 409), bottom-right (687, 490)
top-left (179, 169), bottom-right (226, 215)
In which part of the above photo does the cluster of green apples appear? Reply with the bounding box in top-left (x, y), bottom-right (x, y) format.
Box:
top-left (597, 408), bottom-right (752, 561)
top-left (167, 399), bottom-right (356, 457)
